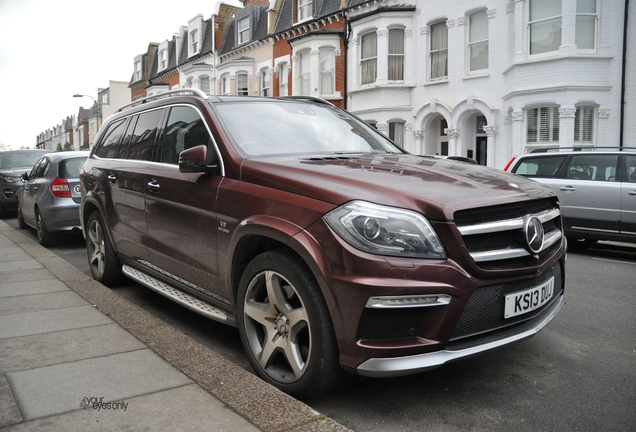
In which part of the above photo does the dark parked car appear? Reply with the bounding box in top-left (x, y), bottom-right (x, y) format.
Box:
top-left (0, 149), bottom-right (49, 218)
top-left (504, 149), bottom-right (636, 247)
top-left (16, 151), bottom-right (89, 246)
top-left (80, 90), bottom-right (566, 398)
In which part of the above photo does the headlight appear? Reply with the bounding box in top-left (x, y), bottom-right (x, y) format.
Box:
top-left (324, 201), bottom-right (446, 259)
top-left (0, 174), bottom-right (19, 183)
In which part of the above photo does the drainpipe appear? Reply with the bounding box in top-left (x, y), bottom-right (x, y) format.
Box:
top-left (620, 0), bottom-right (629, 149)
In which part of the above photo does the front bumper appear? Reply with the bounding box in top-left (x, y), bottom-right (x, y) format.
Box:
top-left (357, 293), bottom-right (564, 377)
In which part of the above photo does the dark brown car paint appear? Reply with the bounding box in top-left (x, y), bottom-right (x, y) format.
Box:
top-left (82, 96), bottom-right (566, 372)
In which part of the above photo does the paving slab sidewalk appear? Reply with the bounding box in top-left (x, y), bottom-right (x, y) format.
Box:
top-left (0, 219), bottom-right (350, 432)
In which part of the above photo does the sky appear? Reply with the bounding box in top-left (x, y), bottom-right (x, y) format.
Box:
top-left (0, 0), bottom-right (233, 150)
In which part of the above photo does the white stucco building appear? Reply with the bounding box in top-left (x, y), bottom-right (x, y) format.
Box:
top-left (346, 0), bottom-right (629, 169)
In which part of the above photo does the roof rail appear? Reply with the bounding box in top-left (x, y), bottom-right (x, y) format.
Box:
top-left (276, 95), bottom-right (336, 107)
top-left (116, 88), bottom-right (209, 114)
top-left (530, 146), bottom-right (636, 153)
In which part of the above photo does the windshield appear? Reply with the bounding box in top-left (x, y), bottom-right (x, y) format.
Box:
top-left (0, 151), bottom-right (47, 169)
top-left (214, 101), bottom-right (403, 157)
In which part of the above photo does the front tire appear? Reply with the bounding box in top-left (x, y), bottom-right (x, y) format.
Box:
top-left (237, 250), bottom-right (347, 399)
top-left (86, 211), bottom-right (123, 286)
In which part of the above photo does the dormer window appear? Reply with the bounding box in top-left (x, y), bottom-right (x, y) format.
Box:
top-left (160, 50), bottom-right (167, 70)
top-left (135, 61), bottom-right (142, 81)
top-left (298, 0), bottom-right (312, 21)
top-left (191, 29), bottom-right (199, 53)
top-left (238, 17), bottom-right (250, 45)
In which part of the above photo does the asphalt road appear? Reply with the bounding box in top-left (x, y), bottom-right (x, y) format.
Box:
top-left (6, 217), bottom-right (636, 431)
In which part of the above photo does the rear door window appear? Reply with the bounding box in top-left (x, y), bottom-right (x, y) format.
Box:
top-left (94, 119), bottom-right (128, 159)
top-left (127, 109), bottom-right (164, 161)
top-left (159, 106), bottom-right (211, 165)
top-left (626, 156), bottom-right (636, 183)
top-left (565, 155), bottom-right (619, 182)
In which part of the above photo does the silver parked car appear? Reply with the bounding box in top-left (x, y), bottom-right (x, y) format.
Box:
top-left (0, 149), bottom-right (49, 218)
top-left (504, 149), bottom-right (636, 247)
top-left (16, 151), bottom-right (89, 246)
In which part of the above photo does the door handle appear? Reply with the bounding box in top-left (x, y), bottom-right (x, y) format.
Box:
top-left (147, 180), bottom-right (160, 192)
top-left (560, 186), bottom-right (576, 192)
top-left (629, 191), bottom-right (636, 196)
top-left (107, 174), bottom-right (116, 183)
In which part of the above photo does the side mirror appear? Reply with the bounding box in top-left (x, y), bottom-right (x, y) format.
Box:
top-left (178, 145), bottom-right (217, 174)
top-left (20, 172), bottom-right (29, 181)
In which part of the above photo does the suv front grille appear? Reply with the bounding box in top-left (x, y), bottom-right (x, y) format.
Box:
top-left (450, 262), bottom-right (563, 341)
top-left (455, 198), bottom-right (562, 268)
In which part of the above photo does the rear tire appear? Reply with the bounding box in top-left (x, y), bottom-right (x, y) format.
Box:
top-left (36, 209), bottom-right (56, 247)
top-left (237, 249), bottom-right (348, 399)
top-left (86, 211), bottom-right (123, 286)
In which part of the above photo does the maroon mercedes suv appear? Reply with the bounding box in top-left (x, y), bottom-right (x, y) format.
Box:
top-left (80, 90), bottom-right (566, 398)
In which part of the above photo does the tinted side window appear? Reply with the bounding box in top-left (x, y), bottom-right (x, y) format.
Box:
top-left (29, 158), bottom-right (44, 178)
top-left (512, 155), bottom-right (566, 177)
top-left (626, 156), bottom-right (636, 183)
top-left (127, 109), bottom-right (164, 161)
top-left (94, 119), bottom-right (128, 159)
top-left (35, 158), bottom-right (51, 178)
top-left (59, 157), bottom-right (88, 179)
top-left (160, 106), bottom-right (211, 165)
top-left (565, 155), bottom-right (619, 182)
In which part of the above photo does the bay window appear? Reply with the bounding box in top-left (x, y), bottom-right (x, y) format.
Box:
top-left (529, 0), bottom-right (562, 55)
top-left (430, 21), bottom-right (448, 79)
top-left (527, 107), bottom-right (560, 143)
top-left (468, 11), bottom-right (488, 72)
top-left (576, 0), bottom-right (597, 50)
top-left (574, 106), bottom-right (594, 143)
top-left (319, 47), bottom-right (335, 95)
top-left (237, 73), bottom-right (248, 96)
top-left (388, 28), bottom-right (405, 80)
top-left (298, 50), bottom-right (311, 95)
top-left (361, 32), bottom-right (377, 85)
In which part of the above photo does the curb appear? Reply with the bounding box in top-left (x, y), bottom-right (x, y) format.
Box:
top-left (0, 220), bottom-right (352, 432)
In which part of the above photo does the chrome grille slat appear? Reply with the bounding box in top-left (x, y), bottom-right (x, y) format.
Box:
top-left (455, 201), bottom-right (562, 265)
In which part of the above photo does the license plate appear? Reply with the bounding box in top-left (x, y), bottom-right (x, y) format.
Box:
top-left (504, 277), bottom-right (555, 319)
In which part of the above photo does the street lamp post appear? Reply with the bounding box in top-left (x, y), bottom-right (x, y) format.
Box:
top-left (73, 94), bottom-right (101, 150)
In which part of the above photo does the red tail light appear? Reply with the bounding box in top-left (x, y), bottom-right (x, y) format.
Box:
top-left (50, 178), bottom-right (71, 197)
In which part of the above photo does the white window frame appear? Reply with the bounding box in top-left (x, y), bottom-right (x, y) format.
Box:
top-left (279, 63), bottom-right (289, 96)
top-left (261, 70), bottom-right (270, 97)
top-left (526, 106), bottom-right (560, 145)
top-left (298, 50), bottom-right (311, 96)
top-left (135, 61), bottom-right (142, 81)
top-left (298, 0), bottom-right (312, 22)
top-left (191, 30), bottom-right (199, 54)
top-left (467, 11), bottom-right (488, 73)
top-left (238, 17), bottom-right (250, 45)
top-left (429, 21), bottom-right (448, 80)
top-left (389, 120), bottom-right (406, 148)
top-left (237, 73), bottom-right (249, 96)
top-left (388, 28), bottom-right (405, 81)
top-left (576, 0), bottom-right (598, 52)
top-left (574, 106), bottom-right (594, 143)
top-left (221, 75), bottom-right (230, 95)
top-left (360, 31), bottom-right (377, 85)
top-left (319, 47), bottom-right (335, 96)
top-left (160, 50), bottom-right (167, 70)
top-left (528, 0), bottom-right (562, 56)
top-left (200, 76), bottom-right (210, 94)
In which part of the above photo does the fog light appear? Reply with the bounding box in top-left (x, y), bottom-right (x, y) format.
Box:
top-left (365, 294), bottom-right (452, 309)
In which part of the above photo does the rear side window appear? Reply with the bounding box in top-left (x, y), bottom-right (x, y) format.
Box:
top-left (160, 106), bottom-right (211, 165)
top-left (127, 109), bottom-right (164, 161)
top-left (565, 155), bottom-right (619, 182)
top-left (627, 156), bottom-right (636, 183)
top-left (59, 157), bottom-right (88, 179)
top-left (94, 119), bottom-right (127, 159)
top-left (512, 155), bottom-right (566, 177)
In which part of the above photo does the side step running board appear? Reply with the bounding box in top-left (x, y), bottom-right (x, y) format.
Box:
top-left (122, 265), bottom-right (230, 324)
